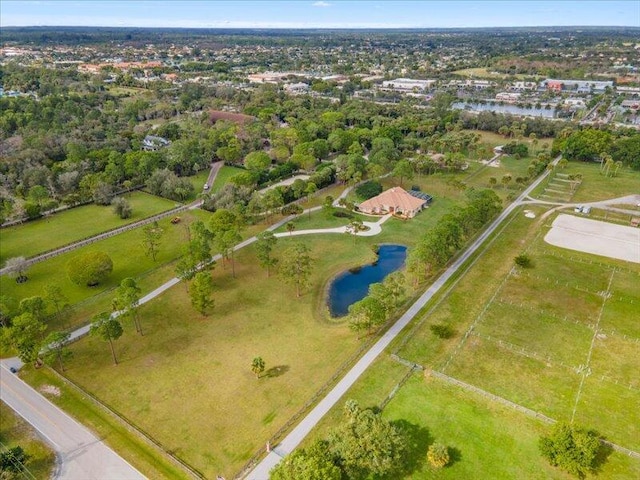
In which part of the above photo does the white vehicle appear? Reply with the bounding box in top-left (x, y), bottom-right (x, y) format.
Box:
top-left (574, 205), bottom-right (583, 213)
top-left (203, 183), bottom-right (210, 190)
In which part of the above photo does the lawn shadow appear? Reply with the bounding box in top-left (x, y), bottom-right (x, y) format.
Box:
top-left (447, 446), bottom-right (462, 467)
top-left (392, 419), bottom-right (433, 476)
top-left (264, 365), bottom-right (289, 378)
top-left (592, 440), bottom-right (614, 475)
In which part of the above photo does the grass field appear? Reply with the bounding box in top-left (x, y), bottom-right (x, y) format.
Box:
top-left (532, 161), bottom-right (640, 203)
top-left (299, 199), bottom-right (640, 478)
top-left (36, 233), bottom-right (398, 477)
top-left (17, 370), bottom-right (191, 480)
top-left (0, 208), bottom-right (214, 331)
top-left (453, 67), bottom-right (541, 81)
top-left (0, 401), bottom-right (56, 480)
top-left (0, 191), bottom-right (178, 266)
top-left (212, 165), bottom-right (244, 192)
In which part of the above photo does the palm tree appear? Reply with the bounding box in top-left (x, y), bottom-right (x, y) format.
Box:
top-left (251, 356), bottom-right (265, 378)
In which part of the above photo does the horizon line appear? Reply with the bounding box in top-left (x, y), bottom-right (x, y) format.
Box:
top-left (3, 24), bottom-right (639, 29)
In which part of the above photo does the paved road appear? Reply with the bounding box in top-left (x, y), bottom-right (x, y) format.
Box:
top-left (0, 363), bottom-right (146, 480)
top-left (245, 157), bottom-right (561, 479)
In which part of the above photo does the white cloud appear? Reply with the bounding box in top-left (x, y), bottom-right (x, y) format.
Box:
top-left (312, 1), bottom-right (331, 7)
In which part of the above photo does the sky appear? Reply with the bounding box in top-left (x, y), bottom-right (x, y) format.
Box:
top-left (1, 1), bottom-right (639, 29)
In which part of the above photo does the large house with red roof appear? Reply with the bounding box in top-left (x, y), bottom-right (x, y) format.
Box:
top-left (357, 187), bottom-right (430, 219)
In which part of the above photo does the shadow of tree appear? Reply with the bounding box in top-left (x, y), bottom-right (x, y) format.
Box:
top-left (391, 419), bottom-right (433, 476)
top-left (592, 441), bottom-right (613, 475)
top-left (447, 446), bottom-right (463, 467)
top-left (264, 365), bottom-right (289, 378)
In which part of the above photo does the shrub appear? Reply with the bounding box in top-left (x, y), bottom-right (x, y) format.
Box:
top-left (539, 423), bottom-right (600, 478)
top-left (111, 197), bottom-right (132, 219)
top-left (430, 324), bottom-right (454, 339)
top-left (427, 443), bottom-right (450, 468)
top-left (23, 202), bottom-right (42, 220)
top-left (514, 253), bottom-right (533, 268)
top-left (356, 180), bottom-right (383, 200)
top-left (67, 251), bottom-right (113, 287)
top-left (333, 210), bottom-right (353, 219)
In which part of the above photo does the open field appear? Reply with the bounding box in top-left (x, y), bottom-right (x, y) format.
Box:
top-left (453, 67), bottom-right (541, 81)
top-left (436, 214), bottom-right (640, 451)
top-left (18, 369), bottom-right (191, 480)
top-left (532, 161), bottom-right (640, 203)
top-left (462, 129), bottom-right (554, 150)
top-left (40, 234), bottom-right (396, 477)
top-left (0, 191), bottom-right (178, 265)
top-left (300, 201), bottom-right (639, 478)
top-left (0, 208), bottom-right (214, 331)
top-left (0, 401), bottom-right (56, 480)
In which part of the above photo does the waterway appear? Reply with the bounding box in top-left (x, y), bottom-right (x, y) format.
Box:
top-left (452, 102), bottom-right (557, 118)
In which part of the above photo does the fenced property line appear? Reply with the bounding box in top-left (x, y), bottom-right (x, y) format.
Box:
top-left (431, 370), bottom-right (556, 423)
top-left (597, 373), bottom-right (640, 394)
top-left (571, 269), bottom-right (616, 423)
top-left (533, 248), bottom-right (639, 274)
top-left (430, 370), bottom-right (640, 460)
top-left (233, 332), bottom-right (382, 479)
top-left (440, 266), bottom-right (515, 373)
top-left (46, 367), bottom-right (206, 480)
top-left (392, 207), bottom-right (523, 357)
top-left (469, 331), bottom-right (579, 372)
top-left (514, 271), bottom-right (617, 298)
top-left (0, 440), bottom-right (38, 480)
top-left (0, 203), bottom-right (189, 275)
top-left (0, 184), bottom-right (145, 229)
top-left (378, 363), bottom-right (422, 411)
top-left (494, 299), bottom-right (597, 331)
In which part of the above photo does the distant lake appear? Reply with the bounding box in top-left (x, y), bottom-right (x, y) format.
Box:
top-left (453, 102), bottom-right (557, 118)
top-left (328, 245), bottom-right (407, 317)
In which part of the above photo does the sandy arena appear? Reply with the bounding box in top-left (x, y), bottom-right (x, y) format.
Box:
top-left (544, 214), bottom-right (640, 264)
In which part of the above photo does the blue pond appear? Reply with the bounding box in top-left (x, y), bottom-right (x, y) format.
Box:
top-left (328, 245), bottom-right (407, 317)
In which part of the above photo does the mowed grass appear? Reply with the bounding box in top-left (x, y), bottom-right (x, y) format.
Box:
top-left (18, 369), bottom-right (191, 480)
top-left (212, 165), bottom-right (244, 192)
top-left (0, 191), bottom-right (178, 265)
top-left (0, 209), bottom-right (214, 331)
top-left (51, 234), bottom-right (384, 477)
top-left (0, 401), bottom-right (56, 479)
top-left (600, 269), bottom-right (640, 338)
top-left (532, 161), bottom-right (640, 203)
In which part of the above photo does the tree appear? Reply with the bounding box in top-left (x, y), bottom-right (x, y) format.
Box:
top-left (286, 222), bottom-right (296, 235)
top-left (93, 181), bottom-right (115, 205)
top-left (270, 440), bottom-right (341, 480)
top-left (142, 221), bottom-right (164, 261)
top-left (329, 400), bottom-right (408, 479)
top-left (488, 177), bottom-right (497, 189)
top-left (393, 159), bottom-right (414, 187)
top-left (113, 278), bottom-right (143, 335)
top-left (514, 253), bottom-right (533, 268)
top-left (209, 209), bottom-right (242, 277)
top-left (19, 296), bottom-right (47, 323)
top-left (347, 296), bottom-right (386, 337)
top-left (501, 173), bottom-right (512, 189)
top-left (28, 184), bottom-right (49, 206)
top-left (255, 231), bottom-right (278, 277)
top-left (4, 256), bottom-right (29, 283)
top-left (67, 251), bottom-right (113, 287)
top-left (251, 356), bottom-right (265, 378)
top-left (539, 423), bottom-right (601, 478)
top-left (190, 271), bottom-right (214, 316)
top-left (279, 243), bottom-right (314, 297)
top-left (355, 180), bottom-right (382, 200)
top-left (0, 312), bottom-right (46, 365)
top-left (427, 443), bottom-right (450, 468)
top-left (0, 446), bottom-right (30, 474)
top-left (43, 284), bottom-right (70, 321)
top-left (244, 151), bottom-right (271, 172)
top-left (111, 196), bottom-right (132, 219)
top-left (304, 182), bottom-right (318, 203)
top-left (42, 331), bottom-right (72, 371)
top-left (90, 312), bottom-right (123, 365)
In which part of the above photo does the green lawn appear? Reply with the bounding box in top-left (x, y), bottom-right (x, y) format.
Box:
top-left (531, 161), bottom-right (640, 203)
top-left (38, 234), bottom-right (393, 477)
top-left (0, 191), bottom-right (178, 266)
top-left (0, 401), bottom-right (56, 480)
top-left (0, 209), bottom-right (214, 331)
top-left (17, 369), bottom-right (192, 480)
top-left (211, 165), bottom-right (244, 192)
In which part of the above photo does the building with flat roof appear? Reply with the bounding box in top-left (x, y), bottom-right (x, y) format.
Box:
top-left (381, 78), bottom-right (436, 92)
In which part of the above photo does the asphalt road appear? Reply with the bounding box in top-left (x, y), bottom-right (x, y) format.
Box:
top-left (245, 157), bottom-right (560, 479)
top-left (0, 363), bottom-right (146, 480)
